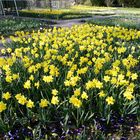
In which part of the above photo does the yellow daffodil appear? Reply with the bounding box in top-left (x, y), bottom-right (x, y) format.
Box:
top-left (74, 88), bottom-right (81, 96)
top-left (123, 91), bottom-right (134, 100)
top-left (103, 76), bottom-right (110, 82)
top-left (39, 99), bottom-right (49, 108)
top-left (69, 95), bottom-right (82, 108)
top-left (98, 91), bottom-right (106, 98)
top-left (106, 96), bottom-right (115, 105)
top-left (23, 80), bottom-right (31, 89)
top-left (43, 75), bottom-right (53, 83)
top-left (52, 89), bottom-right (58, 96)
top-left (34, 81), bottom-right (40, 89)
top-left (26, 99), bottom-right (34, 108)
top-left (81, 91), bottom-right (88, 100)
top-left (2, 92), bottom-right (11, 100)
top-left (17, 95), bottom-right (27, 105)
top-left (51, 96), bottom-right (59, 105)
top-left (0, 101), bottom-right (7, 112)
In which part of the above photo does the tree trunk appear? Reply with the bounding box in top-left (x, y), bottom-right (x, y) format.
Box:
top-left (49, 0), bottom-right (52, 11)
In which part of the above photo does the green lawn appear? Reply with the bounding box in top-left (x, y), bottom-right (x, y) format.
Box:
top-left (88, 15), bottom-right (140, 29)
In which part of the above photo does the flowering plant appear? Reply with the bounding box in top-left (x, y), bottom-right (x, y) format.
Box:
top-left (0, 24), bottom-right (140, 138)
top-left (19, 9), bottom-right (92, 20)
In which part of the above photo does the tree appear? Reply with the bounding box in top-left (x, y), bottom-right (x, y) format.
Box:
top-left (48, 0), bottom-right (52, 11)
top-left (105, 0), bottom-right (114, 7)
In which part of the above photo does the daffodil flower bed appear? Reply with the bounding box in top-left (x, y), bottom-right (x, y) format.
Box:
top-left (0, 24), bottom-right (140, 139)
top-left (19, 9), bottom-right (92, 20)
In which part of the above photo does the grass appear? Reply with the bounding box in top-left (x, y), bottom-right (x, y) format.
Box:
top-left (88, 15), bottom-right (140, 29)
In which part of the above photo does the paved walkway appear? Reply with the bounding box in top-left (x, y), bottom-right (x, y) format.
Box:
top-left (49, 17), bottom-right (93, 27)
